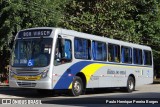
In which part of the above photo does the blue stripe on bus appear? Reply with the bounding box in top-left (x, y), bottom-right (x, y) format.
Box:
top-left (53, 61), bottom-right (152, 89)
top-left (53, 61), bottom-right (93, 89)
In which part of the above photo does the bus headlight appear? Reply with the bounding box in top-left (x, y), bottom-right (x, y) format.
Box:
top-left (41, 69), bottom-right (49, 78)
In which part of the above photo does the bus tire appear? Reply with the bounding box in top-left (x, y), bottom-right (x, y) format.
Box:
top-left (70, 76), bottom-right (83, 96)
top-left (126, 76), bottom-right (135, 93)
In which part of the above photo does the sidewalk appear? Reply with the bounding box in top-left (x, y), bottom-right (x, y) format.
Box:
top-left (0, 82), bottom-right (9, 86)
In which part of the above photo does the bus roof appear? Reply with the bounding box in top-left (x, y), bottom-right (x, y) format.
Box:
top-left (18, 27), bottom-right (152, 51)
top-left (60, 28), bottom-right (151, 51)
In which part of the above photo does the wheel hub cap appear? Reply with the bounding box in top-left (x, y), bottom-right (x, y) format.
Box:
top-left (74, 81), bottom-right (81, 93)
top-left (129, 80), bottom-right (133, 90)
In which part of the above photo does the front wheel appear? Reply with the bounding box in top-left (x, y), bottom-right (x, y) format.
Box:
top-left (126, 76), bottom-right (135, 93)
top-left (70, 76), bottom-right (83, 96)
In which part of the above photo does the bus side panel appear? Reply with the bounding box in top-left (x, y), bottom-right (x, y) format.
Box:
top-left (52, 61), bottom-right (153, 90)
top-left (100, 66), bottom-right (127, 88)
top-left (86, 64), bottom-right (128, 88)
top-left (86, 64), bottom-right (153, 88)
top-left (134, 67), bottom-right (153, 86)
top-left (52, 61), bottom-right (92, 89)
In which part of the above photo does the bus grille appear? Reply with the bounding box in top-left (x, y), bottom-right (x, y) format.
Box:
top-left (17, 82), bottom-right (36, 87)
top-left (16, 72), bottom-right (41, 76)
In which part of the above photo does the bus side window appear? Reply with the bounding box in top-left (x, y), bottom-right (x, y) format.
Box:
top-left (108, 43), bottom-right (120, 62)
top-left (121, 46), bottom-right (132, 64)
top-left (133, 48), bottom-right (142, 65)
top-left (64, 40), bottom-right (72, 61)
top-left (74, 38), bottom-right (91, 60)
top-left (92, 41), bottom-right (107, 61)
top-left (143, 50), bottom-right (152, 65)
top-left (54, 39), bottom-right (72, 66)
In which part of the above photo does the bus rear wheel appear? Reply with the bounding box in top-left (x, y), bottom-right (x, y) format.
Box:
top-left (126, 76), bottom-right (135, 93)
top-left (70, 76), bottom-right (83, 96)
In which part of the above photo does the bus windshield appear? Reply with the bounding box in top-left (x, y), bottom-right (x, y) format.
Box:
top-left (11, 38), bottom-right (53, 67)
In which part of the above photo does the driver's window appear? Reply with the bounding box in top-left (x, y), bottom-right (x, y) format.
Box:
top-left (54, 39), bottom-right (72, 66)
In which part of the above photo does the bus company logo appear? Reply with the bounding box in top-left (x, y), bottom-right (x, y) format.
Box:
top-left (2, 99), bottom-right (11, 104)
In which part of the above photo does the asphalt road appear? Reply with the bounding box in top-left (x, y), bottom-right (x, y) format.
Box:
top-left (0, 83), bottom-right (160, 107)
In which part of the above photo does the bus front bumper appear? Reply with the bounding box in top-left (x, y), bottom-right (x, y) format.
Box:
top-left (9, 80), bottom-right (52, 89)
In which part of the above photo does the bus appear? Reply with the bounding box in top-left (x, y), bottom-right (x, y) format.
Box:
top-left (9, 27), bottom-right (153, 96)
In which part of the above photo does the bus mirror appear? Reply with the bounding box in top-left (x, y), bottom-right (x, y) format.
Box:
top-left (58, 35), bottom-right (64, 46)
top-left (58, 35), bottom-right (65, 58)
top-left (58, 35), bottom-right (62, 43)
top-left (58, 35), bottom-right (62, 38)
top-left (61, 39), bottom-right (65, 46)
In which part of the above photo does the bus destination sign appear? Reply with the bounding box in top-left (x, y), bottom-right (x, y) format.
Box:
top-left (18, 29), bottom-right (52, 38)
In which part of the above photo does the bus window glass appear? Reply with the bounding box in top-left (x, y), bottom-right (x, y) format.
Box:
top-left (54, 39), bottom-right (72, 65)
top-left (108, 44), bottom-right (120, 62)
top-left (144, 50), bottom-right (152, 65)
top-left (11, 38), bottom-right (52, 67)
top-left (74, 38), bottom-right (91, 59)
top-left (92, 41), bottom-right (107, 61)
top-left (64, 40), bottom-right (72, 60)
top-left (133, 48), bottom-right (142, 65)
top-left (121, 46), bottom-right (132, 64)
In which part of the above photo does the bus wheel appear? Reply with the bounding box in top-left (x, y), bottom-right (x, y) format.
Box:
top-left (126, 76), bottom-right (135, 93)
top-left (70, 76), bottom-right (83, 96)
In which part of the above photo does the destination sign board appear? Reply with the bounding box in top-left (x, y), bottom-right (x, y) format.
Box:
top-left (18, 29), bottom-right (52, 38)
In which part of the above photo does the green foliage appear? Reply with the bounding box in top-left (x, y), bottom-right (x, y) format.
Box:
top-left (0, 0), bottom-right (68, 51)
top-left (0, 0), bottom-right (160, 76)
top-left (61, 0), bottom-right (159, 44)
top-left (61, 0), bottom-right (160, 75)
top-left (0, 0), bottom-right (69, 73)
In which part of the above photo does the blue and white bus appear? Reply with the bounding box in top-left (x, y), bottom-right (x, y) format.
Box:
top-left (9, 27), bottom-right (153, 96)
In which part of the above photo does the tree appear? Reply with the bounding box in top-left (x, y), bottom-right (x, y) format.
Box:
top-left (61, 0), bottom-right (137, 41)
top-left (61, 0), bottom-right (159, 43)
top-left (0, 0), bottom-right (69, 50)
top-left (61, 0), bottom-right (160, 77)
top-left (0, 0), bottom-right (69, 73)
top-left (151, 1), bottom-right (160, 77)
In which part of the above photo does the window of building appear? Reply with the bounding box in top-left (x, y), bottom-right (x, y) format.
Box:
top-left (74, 38), bottom-right (91, 59)
top-left (92, 41), bottom-right (107, 61)
top-left (108, 43), bottom-right (120, 62)
top-left (121, 46), bottom-right (132, 64)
